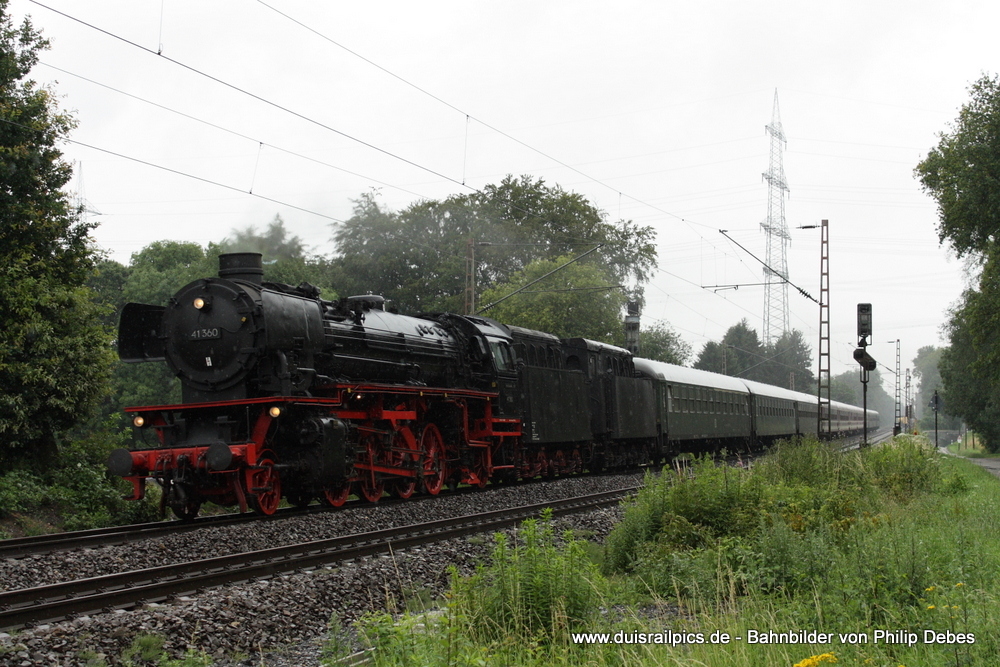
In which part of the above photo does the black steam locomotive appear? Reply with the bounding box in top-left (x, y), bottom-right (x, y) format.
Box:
top-left (109, 253), bottom-right (875, 519)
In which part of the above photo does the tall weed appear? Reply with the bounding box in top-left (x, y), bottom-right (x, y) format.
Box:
top-left (452, 508), bottom-right (604, 643)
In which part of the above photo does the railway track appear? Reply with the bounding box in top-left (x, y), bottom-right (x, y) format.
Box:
top-left (0, 475), bottom-right (584, 560)
top-left (0, 505), bottom-right (328, 560)
top-left (0, 486), bottom-right (636, 631)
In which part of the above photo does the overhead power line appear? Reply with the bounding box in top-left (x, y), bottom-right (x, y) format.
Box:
top-left (254, 0), bottom-right (732, 244)
top-left (29, 0), bottom-right (465, 190)
top-left (38, 61), bottom-right (434, 203)
top-left (0, 115), bottom-right (344, 223)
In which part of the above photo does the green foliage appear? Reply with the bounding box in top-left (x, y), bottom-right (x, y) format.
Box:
top-left (0, 469), bottom-right (47, 513)
top-left (0, 2), bottom-right (117, 470)
top-left (0, 445), bottom-right (158, 530)
top-left (606, 437), bottom-right (954, 616)
top-left (912, 345), bottom-right (961, 429)
top-left (916, 74), bottom-right (1000, 258)
top-left (355, 511), bottom-right (607, 666)
top-left (330, 176), bottom-right (656, 315)
top-left (693, 321), bottom-right (813, 390)
top-left (478, 256), bottom-right (627, 342)
top-left (119, 633), bottom-right (212, 667)
top-left (917, 74), bottom-right (1000, 450)
top-left (938, 256), bottom-right (1000, 451)
top-left (355, 442), bottom-right (1000, 667)
top-left (828, 367), bottom-right (895, 420)
top-left (452, 508), bottom-right (605, 643)
top-left (603, 459), bottom-right (765, 574)
top-left (637, 322), bottom-right (691, 365)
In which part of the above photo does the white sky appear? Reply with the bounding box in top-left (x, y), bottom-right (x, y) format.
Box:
top-left (11, 0), bottom-right (996, 396)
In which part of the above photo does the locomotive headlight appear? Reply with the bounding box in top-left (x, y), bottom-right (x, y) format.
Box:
top-left (133, 415), bottom-right (145, 428)
top-left (193, 297), bottom-right (206, 309)
top-left (269, 406), bottom-right (282, 418)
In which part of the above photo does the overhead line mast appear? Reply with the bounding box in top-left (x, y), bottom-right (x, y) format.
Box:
top-left (761, 90), bottom-right (791, 346)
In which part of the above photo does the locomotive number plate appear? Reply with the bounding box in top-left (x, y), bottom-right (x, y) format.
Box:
top-left (190, 327), bottom-right (221, 340)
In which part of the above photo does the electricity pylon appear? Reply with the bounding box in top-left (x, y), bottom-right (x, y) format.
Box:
top-left (761, 90), bottom-right (791, 346)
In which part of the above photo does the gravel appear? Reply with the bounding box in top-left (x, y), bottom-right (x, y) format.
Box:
top-left (0, 474), bottom-right (634, 666)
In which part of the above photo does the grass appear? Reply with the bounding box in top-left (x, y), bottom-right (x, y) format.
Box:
top-left (948, 432), bottom-right (1000, 458)
top-left (347, 436), bottom-right (1000, 666)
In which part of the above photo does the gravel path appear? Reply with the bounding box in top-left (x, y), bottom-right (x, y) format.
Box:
top-left (0, 475), bottom-right (635, 666)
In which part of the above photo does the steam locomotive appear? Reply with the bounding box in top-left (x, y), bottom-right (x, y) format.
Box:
top-left (108, 253), bottom-right (876, 519)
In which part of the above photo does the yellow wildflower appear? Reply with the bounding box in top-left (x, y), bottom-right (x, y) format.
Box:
top-left (927, 605), bottom-right (936, 610)
top-left (792, 653), bottom-right (838, 667)
top-left (955, 582), bottom-right (965, 587)
top-left (925, 586), bottom-right (936, 592)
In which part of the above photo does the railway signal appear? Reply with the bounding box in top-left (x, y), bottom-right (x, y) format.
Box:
top-left (855, 303), bottom-right (874, 446)
top-left (857, 303), bottom-right (872, 346)
top-left (853, 347), bottom-right (877, 371)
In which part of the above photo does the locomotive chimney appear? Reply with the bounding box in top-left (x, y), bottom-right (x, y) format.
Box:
top-left (218, 252), bottom-right (263, 285)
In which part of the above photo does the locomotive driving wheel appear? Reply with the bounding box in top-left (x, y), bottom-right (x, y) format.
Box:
top-left (247, 453), bottom-right (282, 515)
top-left (420, 423), bottom-right (446, 495)
top-left (390, 426), bottom-right (418, 499)
top-left (322, 482), bottom-right (351, 507)
top-left (550, 450), bottom-right (567, 477)
top-left (358, 436), bottom-right (385, 503)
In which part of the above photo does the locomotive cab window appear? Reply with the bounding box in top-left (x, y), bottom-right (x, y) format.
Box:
top-left (489, 340), bottom-right (514, 372)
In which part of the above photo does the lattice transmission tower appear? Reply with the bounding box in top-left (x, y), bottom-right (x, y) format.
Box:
top-left (761, 90), bottom-right (791, 345)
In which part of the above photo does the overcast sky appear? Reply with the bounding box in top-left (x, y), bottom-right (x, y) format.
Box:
top-left (11, 0), bottom-right (998, 399)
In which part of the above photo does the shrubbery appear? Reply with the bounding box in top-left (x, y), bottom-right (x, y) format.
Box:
top-left (0, 427), bottom-right (159, 534)
top-left (351, 436), bottom-right (1000, 666)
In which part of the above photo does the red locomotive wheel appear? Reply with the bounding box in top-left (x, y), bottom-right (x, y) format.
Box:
top-left (390, 426), bottom-right (417, 499)
top-left (551, 450), bottom-right (567, 477)
top-left (536, 450), bottom-right (549, 479)
top-left (359, 437), bottom-right (385, 503)
top-left (322, 482), bottom-right (351, 507)
top-left (248, 456), bottom-right (281, 515)
top-left (420, 423), bottom-right (446, 495)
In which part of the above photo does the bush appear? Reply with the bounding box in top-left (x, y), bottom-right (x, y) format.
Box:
top-left (452, 508), bottom-right (604, 643)
top-left (0, 469), bottom-right (49, 516)
top-left (604, 458), bottom-right (764, 574)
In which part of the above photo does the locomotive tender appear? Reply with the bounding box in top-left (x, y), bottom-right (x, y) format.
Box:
top-left (108, 253), bottom-right (876, 519)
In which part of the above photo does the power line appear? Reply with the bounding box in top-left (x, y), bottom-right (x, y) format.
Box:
top-left (0, 114), bottom-right (344, 223)
top-left (38, 61), bottom-right (435, 203)
top-left (252, 0), bottom-right (738, 253)
top-left (29, 0), bottom-right (465, 190)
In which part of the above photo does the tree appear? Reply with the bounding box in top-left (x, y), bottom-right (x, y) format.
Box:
top-left (638, 323), bottom-right (691, 365)
top-left (0, 4), bottom-right (113, 469)
top-left (829, 368), bottom-right (894, 417)
top-left (477, 256), bottom-right (628, 343)
top-left (915, 74), bottom-right (1000, 259)
top-left (694, 320), bottom-right (763, 378)
top-left (938, 263), bottom-right (1000, 450)
top-left (761, 329), bottom-right (814, 391)
top-left (911, 345), bottom-right (961, 430)
top-left (917, 74), bottom-right (1000, 449)
top-left (693, 321), bottom-right (813, 390)
top-left (330, 176), bottom-right (657, 315)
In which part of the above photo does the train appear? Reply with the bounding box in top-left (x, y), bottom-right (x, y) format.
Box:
top-left (107, 252), bottom-right (877, 519)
